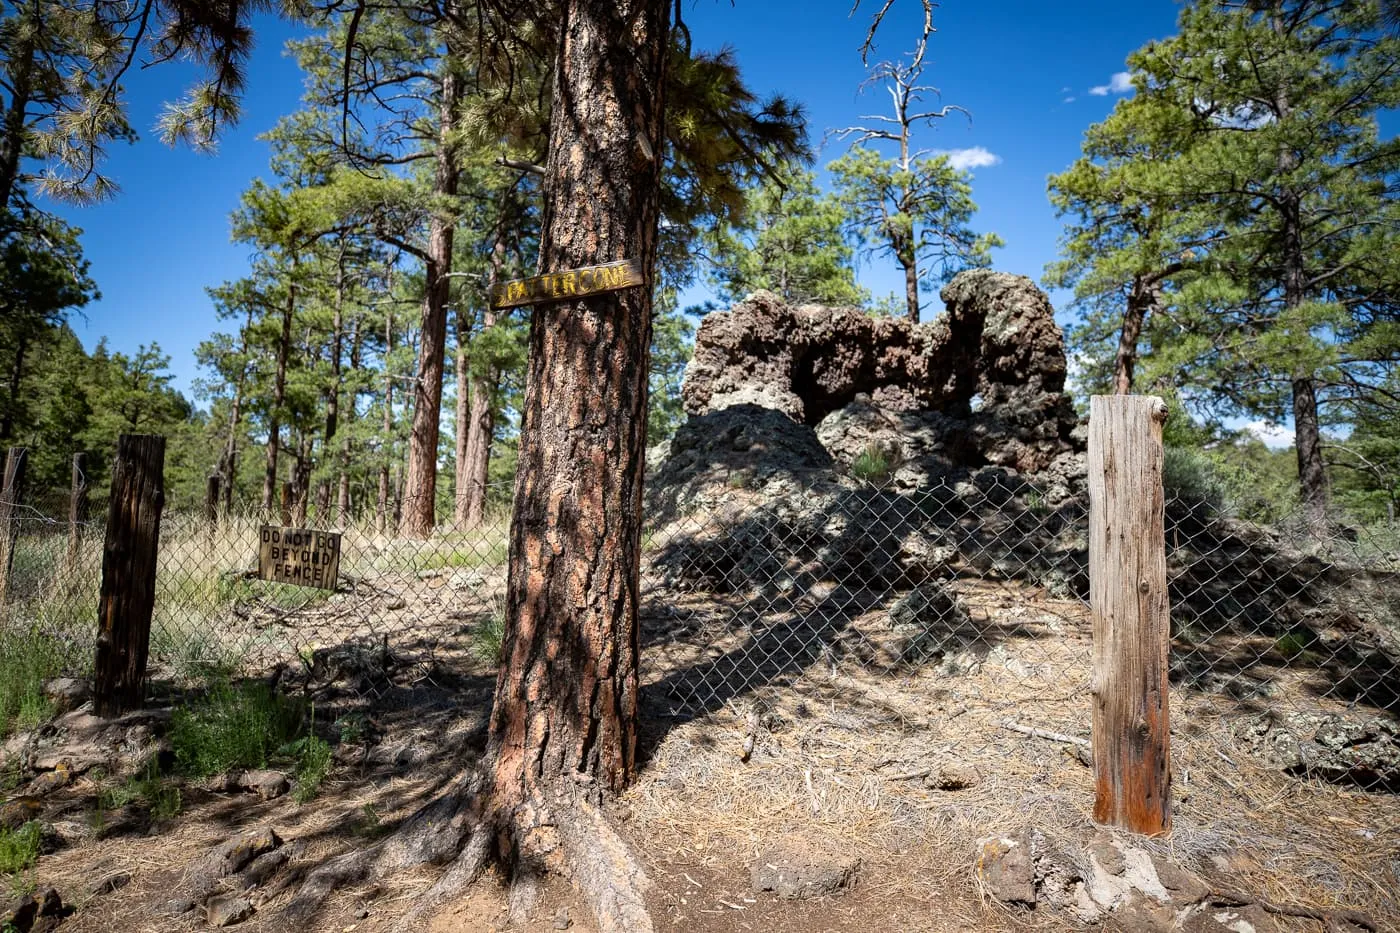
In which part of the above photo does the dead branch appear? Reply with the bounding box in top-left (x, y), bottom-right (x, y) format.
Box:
top-left (1000, 719), bottom-right (1091, 749)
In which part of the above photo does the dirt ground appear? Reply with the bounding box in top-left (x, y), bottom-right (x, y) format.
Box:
top-left (9, 575), bottom-right (1400, 933)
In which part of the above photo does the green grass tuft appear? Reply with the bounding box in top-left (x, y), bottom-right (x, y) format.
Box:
top-left (97, 760), bottom-right (182, 821)
top-left (851, 443), bottom-right (892, 484)
top-left (170, 681), bottom-right (307, 779)
top-left (0, 630), bottom-right (68, 739)
top-left (0, 821), bottom-right (41, 875)
top-left (471, 605), bottom-right (506, 666)
top-left (289, 735), bottom-right (333, 803)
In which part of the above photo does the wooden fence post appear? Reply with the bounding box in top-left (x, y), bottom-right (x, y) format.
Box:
top-left (0, 446), bottom-right (27, 604)
top-left (93, 435), bottom-right (166, 718)
top-left (205, 474), bottom-right (221, 525)
top-left (1089, 395), bottom-right (1172, 835)
top-left (65, 452), bottom-right (89, 581)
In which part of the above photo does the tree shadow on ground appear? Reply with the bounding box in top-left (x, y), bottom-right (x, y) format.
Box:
top-left (1165, 500), bottom-right (1400, 716)
top-left (636, 470), bottom-right (1086, 758)
top-left (634, 477), bottom-right (1400, 772)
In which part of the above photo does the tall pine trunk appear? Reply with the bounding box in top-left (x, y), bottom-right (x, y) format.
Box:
top-left (457, 236), bottom-right (506, 528)
top-left (262, 275), bottom-right (296, 512)
top-left (317, 247), bottom-right (348, 521)
top-left (401, 66), bottom-right (461, 539)
top-left (378, 308), bottom-right (396, 533)
top-left (1273, 58), bottom-right (1329, 534)
top-left (452, 303), bottom-right (474, 527)
top-left (1114, 275), bottom-right (1154, 395)
top-left (219, 306), bottom-right (255, 513)
top-left (900, 250), bottom-right (919, 322)
top-left (486, 0), bottom-right (669, 814)
top-left (339, 317), bottom-right (361, 524)
top-left (0, 18), bottom-right (33, 216)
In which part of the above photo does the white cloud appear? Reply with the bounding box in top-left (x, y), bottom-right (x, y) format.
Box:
top-left (1063, 96), bottom-right (1076, 104)
top-left (1090, 71), bottom-right (1134, 96)
top-left (935, 146), bottom-right (1002, 171)
top-left (1244, 420), bottom-right (1294, 449)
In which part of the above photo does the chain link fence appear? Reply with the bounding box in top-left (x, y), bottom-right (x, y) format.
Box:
top-left (1, 457), bottom-right (1397, 796)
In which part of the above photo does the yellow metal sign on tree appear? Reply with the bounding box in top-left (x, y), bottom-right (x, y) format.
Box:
top-left (488, 258), bottom-right (644, 309)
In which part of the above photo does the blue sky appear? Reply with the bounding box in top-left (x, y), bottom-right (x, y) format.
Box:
top-left (48, 0), bottom-right (1184, 400)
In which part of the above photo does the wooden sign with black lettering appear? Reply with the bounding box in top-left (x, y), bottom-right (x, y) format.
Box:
top-left (258, 526), bottom-right (342, 590)
top-left (489, 258), bottom-right (644, 309)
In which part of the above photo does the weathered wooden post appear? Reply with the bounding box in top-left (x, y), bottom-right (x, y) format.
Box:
top-left (0, 446), bottom-right (27, 605)
top-left (65, 452), bottom-right (89, 581)
top-left (205, 473), bottom-right (221, 522)
top-left (1089, 395), bottom-right (1172, 835)
top-left (93, 435), bottom-right (166, 718)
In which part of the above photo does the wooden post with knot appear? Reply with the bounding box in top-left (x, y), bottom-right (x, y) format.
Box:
top-left (1088, 395), bottom-right (1172, 835)
top-left (94, 434), bottom-right (166, 718)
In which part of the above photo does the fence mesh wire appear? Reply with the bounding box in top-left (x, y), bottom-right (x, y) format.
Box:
top-left (1, 464), bottom-right (1397, 797)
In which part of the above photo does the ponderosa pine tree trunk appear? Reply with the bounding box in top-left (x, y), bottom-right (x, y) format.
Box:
top-left (485, 0), bottom-right (668, 825)
top-left (901, 252), bottom-right (920, 322)
top-left (219, 306), bottom-right (254, 514)
top-left (1114, 275), bottom-right (1154, 395)
top-left (457, 236), bottom-right (506, 528)
top-left (338, 318), bottom-right (361, 524)
top-left (262, 276), bottom-right (296, 512)
top-left (401, 66), bottom-right (461, 539)
top-left (452, 303), bottom-right (473, 527)
top-left (377, 308), bottom-right (395, 533)
top-left (1273, 59), bottom-right (1330, 534)
top-left (274, 6), bottom-right (669, 929)
top-left (0, 16), bottom-right (34, 217)
top-left (317, 247), bottom-right (347, 521)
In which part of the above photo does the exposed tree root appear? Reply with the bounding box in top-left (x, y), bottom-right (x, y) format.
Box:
top-left (1202, 888), bottom-right (1378, 933)
top-left (269, 773), bottom-right (655, 932)
top-left (277, 773), bottom-right (482, 924)
top-left (551, 794), bottom-right (655, 933)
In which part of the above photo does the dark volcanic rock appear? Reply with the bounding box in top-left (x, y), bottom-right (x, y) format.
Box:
top-left (678, 272), bottom-right (1079, 476)
top-left (1239, 711), bottom-right (1400, 790)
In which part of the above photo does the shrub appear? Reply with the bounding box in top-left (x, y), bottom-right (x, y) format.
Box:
top-left (1162, 446), bottom-right (1230, 511)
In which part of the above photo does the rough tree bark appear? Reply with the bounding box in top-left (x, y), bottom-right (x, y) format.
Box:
top-left (1114, 275), bottom-right (1154, 395)
top-left (279, 3), bottom-right (669, 929)
top-left (0, 14), bottom-right (34, 216)
top-left (338, 317), bottom-right (362, 523)
top-left (401, 66), bottom-right (462, 539)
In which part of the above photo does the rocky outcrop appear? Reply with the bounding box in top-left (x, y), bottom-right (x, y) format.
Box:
top-left (645, 273), bottom-right (1094, 604)
top-left (679, 271), bottom-right (1080, 476)
top-left (1238, 711), bottom-right (1400, 790)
